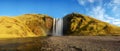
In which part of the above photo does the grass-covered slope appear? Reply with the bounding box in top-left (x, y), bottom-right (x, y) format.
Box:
top-left (0, 14), bottom-right (53, 38)
top-left (15, 14), bottom-right (53, 36)
top-left (63, 13), bottom-right (120, 36)
top-left (0, 17), bottom-right (35, 38)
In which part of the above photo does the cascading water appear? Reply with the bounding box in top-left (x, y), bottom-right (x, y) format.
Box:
top-left (52, 18), bottom-right (63, 36)
top-left (52, 18), bottom-right (56, 36)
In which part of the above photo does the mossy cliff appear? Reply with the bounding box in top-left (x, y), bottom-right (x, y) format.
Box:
top-left (63, 13), bottom-right (120, 36)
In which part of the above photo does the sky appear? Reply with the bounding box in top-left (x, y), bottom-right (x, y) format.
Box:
top-left (0, 0), bottom-right (120, 26)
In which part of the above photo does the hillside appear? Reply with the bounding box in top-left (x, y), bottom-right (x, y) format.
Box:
top-left (15, 14), bottom-right (53, 36)
top-left (0, 14), bottom-right (53, 38)
top-left (63, 13), bottom-right (120, 36)
top-left (0, 13), bottom-right (120, 38)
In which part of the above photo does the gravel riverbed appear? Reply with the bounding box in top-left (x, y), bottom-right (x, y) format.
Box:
top-left (0, 36), bottom-right (120, 51)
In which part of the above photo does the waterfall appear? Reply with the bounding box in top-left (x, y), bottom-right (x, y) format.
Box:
top-left (52, 18), bottom-right (63, 36)
top-left (52, 18), bottom-right (56, 36)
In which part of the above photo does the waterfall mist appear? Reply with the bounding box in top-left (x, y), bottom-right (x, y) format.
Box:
top-left (52, 18), bottom-right (63, 36)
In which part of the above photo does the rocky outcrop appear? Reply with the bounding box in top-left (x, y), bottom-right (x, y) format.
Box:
top-left (63, 13), bottom-right (120, 36)
top-left (0, 14), bottom-right (53, 38)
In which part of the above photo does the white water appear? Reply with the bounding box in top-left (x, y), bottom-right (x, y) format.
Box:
top-left (52, 18), bottom-right (63, 36)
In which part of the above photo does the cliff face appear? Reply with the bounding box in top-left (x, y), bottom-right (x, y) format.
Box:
top-left (63, 13), bottom-right (120, 36)
top-left (0, 14), bottom-right (53, 38)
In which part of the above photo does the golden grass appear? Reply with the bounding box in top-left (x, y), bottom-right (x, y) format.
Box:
top-left (63, 13), bottom-right (120, 36)
top-left (0, 14), bottom-right (53, 38)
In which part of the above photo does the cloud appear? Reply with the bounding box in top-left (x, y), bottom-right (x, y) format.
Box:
top-left (113, 21), bottom-right (120, 25)
top-left (105, 15), bottom-right (120, 26)
top-left (105, 16), bottom-right (115, 20)
top-left (89, 6), bottom-right (105, 21)
top-left (77, 0), bottom-right (86, 5)
top-left (77, 0), bottom-right (95, 5)
top-left (77, 0), bottom-right (120, 26)
top-left (89, 5), bottom-right (120, 26)
top-left (113, 0), bottom-right (120, 5)
top-left (88, 0), bottom-right (95, 3)
top-left (108, 0), bottom-right (120, 13)
top-left (112, 6), bottom-right (117, 12)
